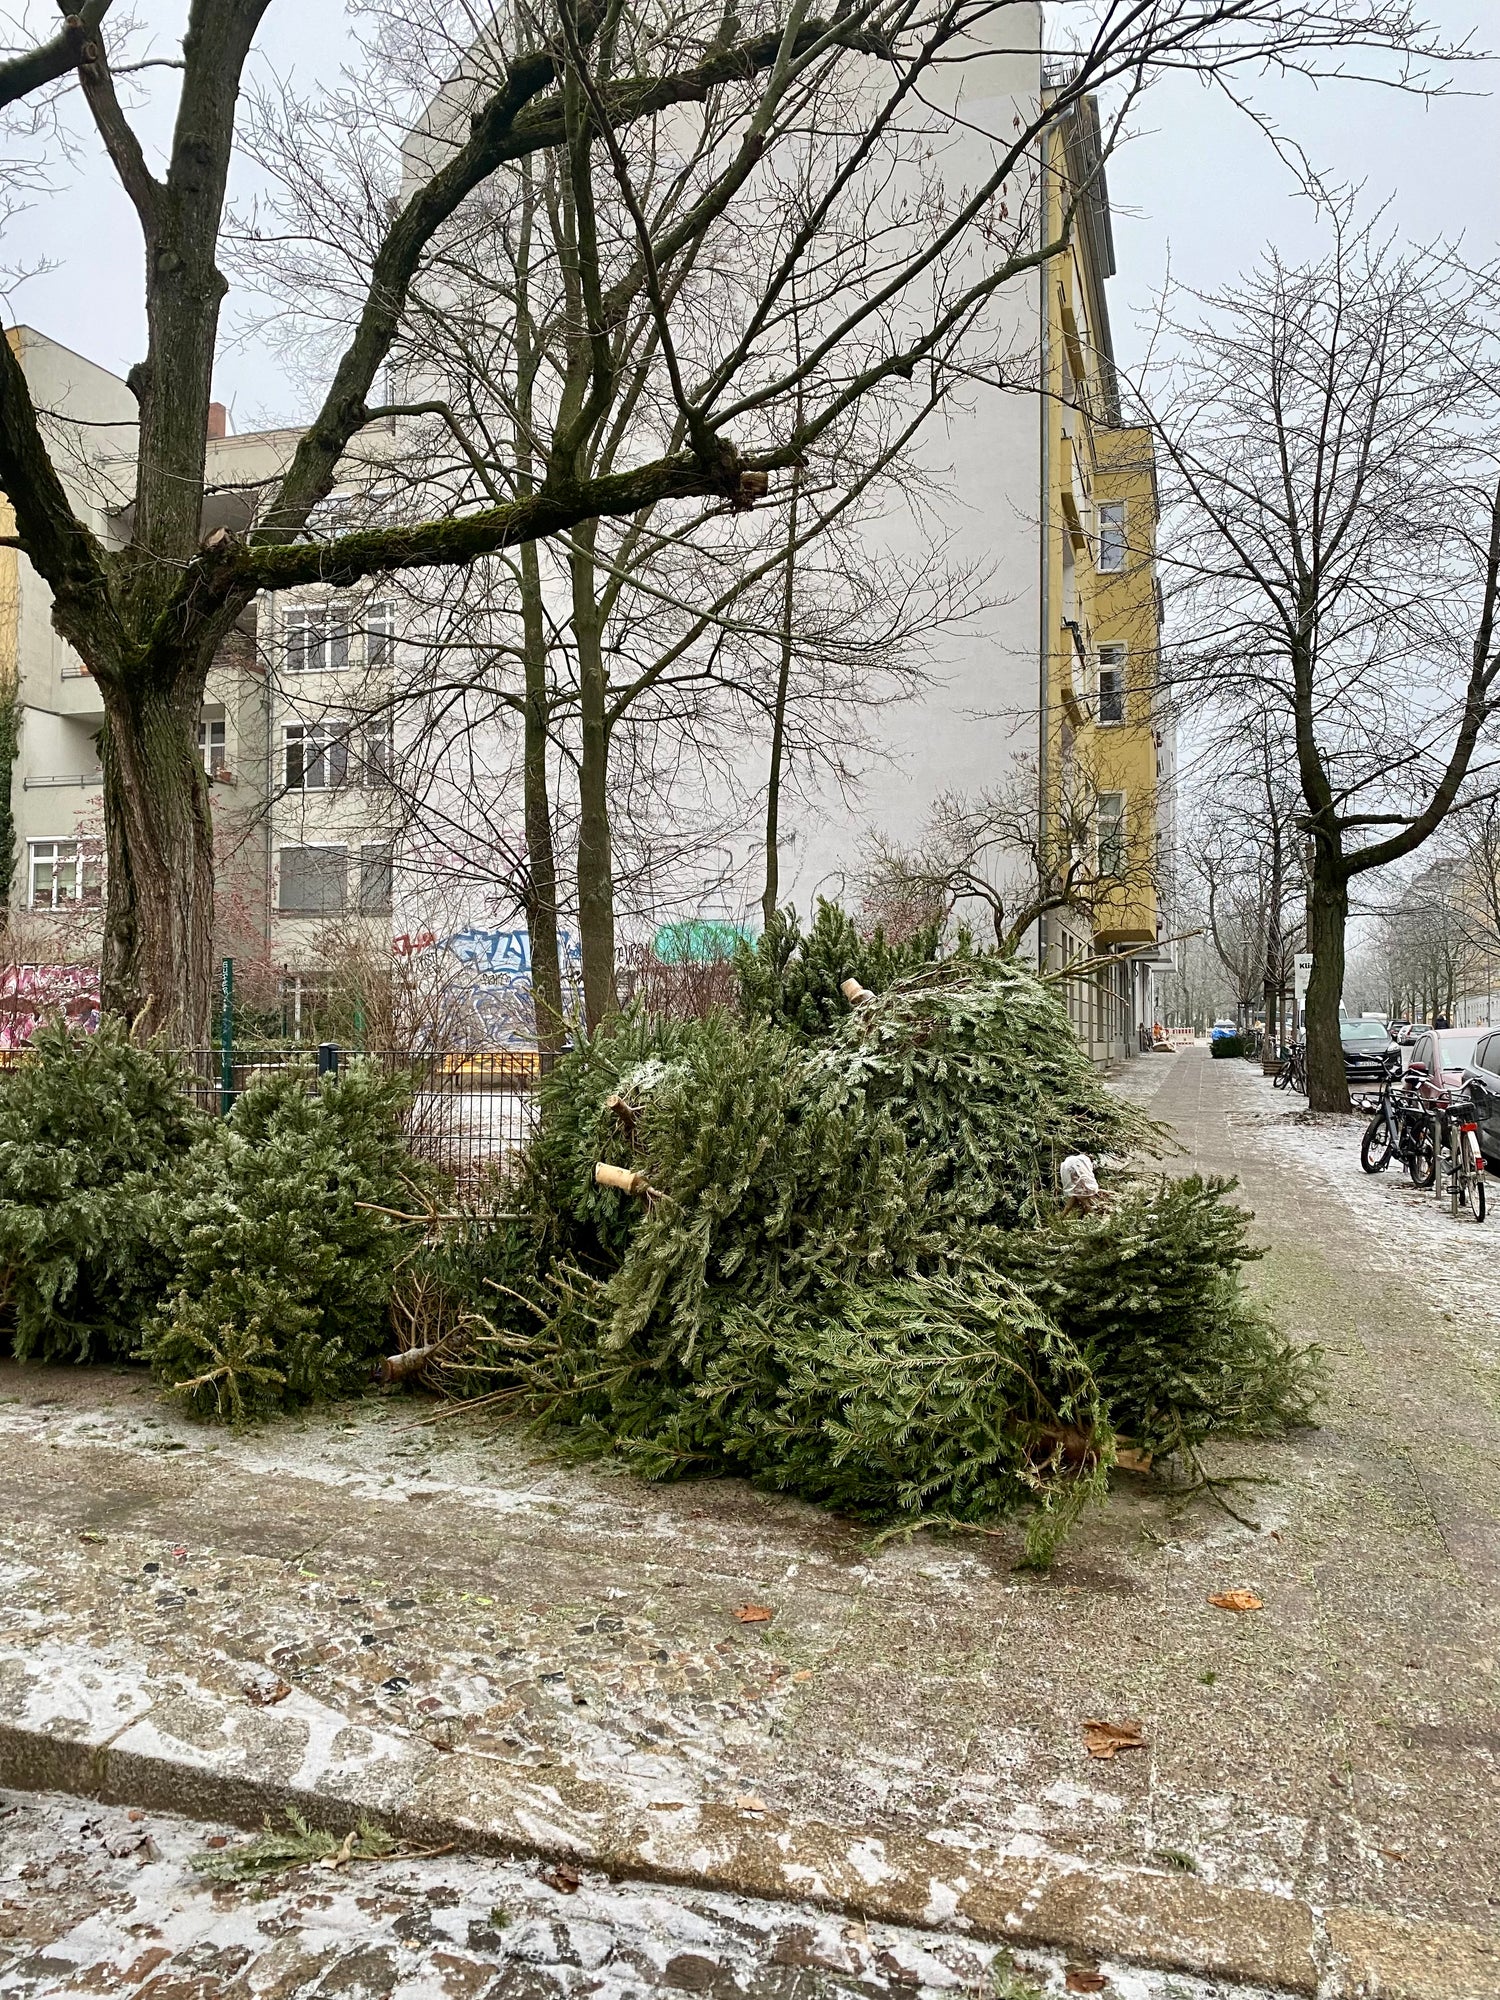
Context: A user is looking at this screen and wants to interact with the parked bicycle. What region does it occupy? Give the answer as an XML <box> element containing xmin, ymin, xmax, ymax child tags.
<box><xmin>1274</xmin><ymin>1041</ymin><xmax>1307</xmax><ymax>1093</ymax></box>
<box><xmin>1433</xmin><ymin>1087</ymin><xmax>1487</xmax><ymax>1222</ymax></box>
<box><xmin>1359</xmin><ymin>1061</ymin><xmax>1435</xmax><ymax>1187</ymax></box>
<box><xmin>1242</xmin><ymin>1027</ymin><xmax>1264</xmax><ymax>1060</ymax></box>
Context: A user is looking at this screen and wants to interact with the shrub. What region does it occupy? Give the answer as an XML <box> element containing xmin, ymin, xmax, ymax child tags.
<box><xmin>0</xmin><ymin>1021</ymin><xmax>202</xmax><ymax>1362</ymax></box>
<box><xmin>1209</xmin><ymin>1034</ymin><xmax>1245</xmax><ymax>1059</ymax></box>
<box><xmin>139</xmin><ymin>1062</ymin><xmax>420</xmax><ymax>1422</ymax></box>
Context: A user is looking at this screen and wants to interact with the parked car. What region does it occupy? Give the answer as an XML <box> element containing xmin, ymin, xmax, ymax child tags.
<box><xmin>1404</xmin><ymin>1027</ymin><xmax>1486</xmax><ymax>1109</ymax></box>
<box><xmin>1209</xmin><ymin>1018</ymin><xmax>1237</xmax><ymax>1041</ymax></box>
<box><xmin>1461</xmin><ymin>1031</ymin><xmax>1500</xmax><ymax>1167</ymax></box>
<box><xmin>1338</xmin><ymin>1017</ymin><xmax>1400</xmax><ymax>1083</ymax></box>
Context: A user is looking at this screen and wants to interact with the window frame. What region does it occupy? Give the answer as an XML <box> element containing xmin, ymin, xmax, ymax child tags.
<box><xmin>361</xmin><ymin>718</ymin><xmax>394</xmax><ymax>788</ymax></box>
<box><xmin>282</xmin><ymin>601</ymin><xmax>351</xmax><ymax>674</ymax></box>
<box><xmin>365</xmin><ymin>600</ymin><xmax>396</xmax><ymax>669</ymax></box>
<box><xmin>1096</xmin><ymin>644</ymin><xmax>1126</xmax><ymax>725</ymax></box>
<box><xmin>276</xmin><ymin>843</ymin><xmax>348</xmax><ymax>915</ymax></box>
<box><xmin>1097</xmin><ymin>500</ymin><xmax>1127</xmax><ymax>575</ymax></box>
<box><xmin>27</xmin><ymin>837</ymin><xmax>102</xmax><ymax>910</ymax></box>
<box><xmin>1096</xmin><ymin>790</ymin><xmax>1127</xmax><ymax>878</ymax></box>
<box><xmin>197</xmin><ymin>716</ymin><xmax>227</xmax><ymax>776</ymax></box>
<box><xmin>283</xmin><ymin>719</ymin><xmax>352</xmax><ymax>792</ymax></box>
<box><xmin>358</xmin><ymin>841</ymin><xmax>394</xmax><ymax>915</ymax></box>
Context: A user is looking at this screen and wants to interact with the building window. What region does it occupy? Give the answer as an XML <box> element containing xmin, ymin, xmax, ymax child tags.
<box><xmin>198</xmin><ymin>717</ymin><xmax>227</xmax><ymax>774</ymax></box>
<box><xmin>1097</xmin><ymin>501</ymin><xmax>1126</xmax><ymax>574</ymax></box>
<box><xmin>361</xmin><ymin>719</ymin><xmax>394</xmax><ymax>788</ymax></box>
<box><xmin>366</xmin><ymin>601</ymin><xmax>396</xmax><ymax>668</ymax></box>
<box><xmin>1097</xmin><ymin>646</ymin><xmax>1126</xmax><ymax>725</ymax></box>
<box><xmin>283</xmin><ymin>602</ymin><xmax>351</xmax><ymax>673</ymax></box>
<box><xmin>28</xmin><ymin>838</ymin><xmax>102</xmax><ymax>909</ymax></box>
<box><xmin>1097</xmin><ymin>791</ymin><xmax>1127</xmax><ymax>877</ymax></box>
<box><xmin>284</xmin><ymin>721</ymin><xmax>351</xmax><ymax>791</ymax></box>
<box><xmin>359</xmin><ymin>842</ymin><xmax>394</xmax><ymax>915</ymax></box>
<box><xmin>277</xmin><ymin>845</ymin><xmax>347</xmax><ymax>914</ymax></box>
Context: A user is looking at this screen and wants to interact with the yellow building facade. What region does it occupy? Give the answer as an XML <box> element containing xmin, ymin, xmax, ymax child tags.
<box><xmin>1039</xmin><ymin>95</ymin><xmax>1168</xmax><ymax>1057</ymax></box>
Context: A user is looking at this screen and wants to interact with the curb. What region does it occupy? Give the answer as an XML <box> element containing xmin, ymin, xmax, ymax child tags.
<box><xmin>2</xmin><ymin>1647</ymin><xmax>1498</xmax><ymax>2000</ymax></box>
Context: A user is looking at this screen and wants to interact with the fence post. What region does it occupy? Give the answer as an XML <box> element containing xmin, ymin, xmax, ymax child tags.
<box><xmin>317</xmin><ymin>1041</ymin><xmax>340</xmax><ymax>1079</ymax></box>
<box><xmin>219</xmin><ymin>958</ymin><xmax>234</xmax><ymax>1116</ymax></box>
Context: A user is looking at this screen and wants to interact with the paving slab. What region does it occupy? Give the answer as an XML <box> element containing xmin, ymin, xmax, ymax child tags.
<box><xmin>0</xmin><ymin>1048</ymin><xmax>1498</xmax><ymax>1996</ymax></box>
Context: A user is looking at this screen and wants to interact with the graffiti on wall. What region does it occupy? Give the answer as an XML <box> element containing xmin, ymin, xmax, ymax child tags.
<box><xmin>0</xmin><ymin>965</ymin><xmax>101</xmax><ymax>1049</ymax></box>
<box><xmin>393</xmin><ymin>923</ymin><xmax>584</xmax><ymax>1047</ymax></box>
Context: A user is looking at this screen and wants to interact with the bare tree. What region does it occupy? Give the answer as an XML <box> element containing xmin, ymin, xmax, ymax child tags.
<box><xmin>0</xmin><ymin>0</ymin><xmax>1462</xmax><ymax>1035</ymax></box>
<box><xmin>858</xmin><ymin>753</ymin><xmax>1160</xmax><ymax>957</ymax></box>
<box><xmin>1185</xmin><ymin>710</ymin><xmax>1305</xmax><ymax>1050</ymax></box>
<box><xmin>1154</xmin><ymin>212</ymin><xmax>1500</xmax><ymax>1110</ymax></box>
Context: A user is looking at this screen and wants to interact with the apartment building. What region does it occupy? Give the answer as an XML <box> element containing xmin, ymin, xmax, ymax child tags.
<box><xmin>2</xmin><ymin>22</ymin><xmax>1169</xmax><ymax>1058</ymax></box>
<box><xmin>1038</xmin><ymin>93</ymin><xmax>1171</xmax><ymax>1054</ymax></box>
<box><xmin>0</xmin><ymin>328</ymin><xmax>403</xmax><ymax>1032</ymax></box>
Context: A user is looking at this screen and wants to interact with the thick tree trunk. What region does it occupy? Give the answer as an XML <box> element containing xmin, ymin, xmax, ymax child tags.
<box><xmin>99</xmin><ymin>680</ymin><xmax>215</xmax><ymax>1041</ymax></box>
<box><xmin>571</xmin><ymin>529</ymin><xmax>617</xmax><ymax>1030</ymax></box>
<box><xmin>1304</xmin><ymin>866</ymin><xmax>1350</xmax><ymax>1113</ymax></box>
<box><xmin>519</xmin><ymin>541</ymin><xmax>567</xmax><ymax>1056</ymax></box>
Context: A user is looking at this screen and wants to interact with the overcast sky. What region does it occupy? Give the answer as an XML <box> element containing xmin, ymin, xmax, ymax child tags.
<box><xmin>1</xmin><ymin>1</ymin><xmax>1495</xmax><ymax>425</ymax></box>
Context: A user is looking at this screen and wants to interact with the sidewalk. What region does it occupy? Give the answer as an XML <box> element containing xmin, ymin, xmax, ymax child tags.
<box><xmin>1</xmin><ymin>1047</ymin><xmax>1497</xmax><ymax>1997</ymax></box>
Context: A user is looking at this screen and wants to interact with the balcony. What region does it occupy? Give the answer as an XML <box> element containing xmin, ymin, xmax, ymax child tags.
<box><xmin>23</xmin><ymin>770</ymin><xmax>102</xmax><ymax>790</ymax></box>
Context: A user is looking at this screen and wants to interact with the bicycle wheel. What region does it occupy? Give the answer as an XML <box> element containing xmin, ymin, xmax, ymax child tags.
<box><xmin>1360</xmin><ymin>1115</ymin><xmax>1394</xmax><ymax>1173</ymax></box>
<box><xmin>1468</xmin><ymin>1173</ymin><xmax>1487</xmax><ymax>1223</ymax></box>
<box><xmin>1274</xmin><ymin>1062</ymin><xmax>1291</xmax><ymax>1091</ymax></box>
<box><xmin>1406</xmin><ymin>1121</ymin><xmax>1436</xmax><ymax>1189</ymax></box>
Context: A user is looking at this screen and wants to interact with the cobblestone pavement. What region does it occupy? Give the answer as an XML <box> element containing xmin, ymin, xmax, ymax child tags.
<box><xmin>0</xmin><ymin>1789</ymin><xmax>1291</xmax><ymax>2000</ymax></box>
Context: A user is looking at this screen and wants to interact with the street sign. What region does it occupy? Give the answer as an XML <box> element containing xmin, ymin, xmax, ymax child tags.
<box><xmin>1294</xmin><ymin>952</ymin><xmax>1314</xmax><ymax>1002</ymax></box>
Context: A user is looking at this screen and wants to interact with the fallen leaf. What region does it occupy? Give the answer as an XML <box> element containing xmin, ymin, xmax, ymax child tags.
<box><xmin>543</xmin><ymin>1862</ymin><xmax>581</xmax><ymax>1894</ymax></box>
<box><xmin>244</xmin><ymin>1677</ymin><xmax>292</xmax><ymax>1707</ymax></box>
<box><xmin>791</xmin><ymin>1669</ymin><xmax>814</xmax><ymax>1683</ymax></box>
<box><xmin>1081</xmin><ymin>1718</ymin><xmax>1146</xmax><ymax>1760</ymax></box>
<box><xmin>1113</xmin><ymin>1448</ymin><xmax>1153</xmax><ymax>1474</ymax></box>
<box><xmin>734</xmin><ymin>1794</ymin><xmax>768</xmax><ymax>1813</ymax></box>
<box><xmin>1065</xmin><ymin>1972</ymin><xmax>1108</xmax><ymax>1994</ymax></box>
<box><xmin>78</xmin><ymin>1530</ymin><xmax>107</xmax><ymax>1544</ymax></box>
<box><xmin>1208</xmin><ymin>1590</ymin><xmax>1263</xmax><ymax>1613</ymax></box>
<box><xmin>1378</xmin><ymin>1847</ymin><xmax>1406</xmax><ymax>1862</ymax></box>
<box><xmin>733</xmin><ymin>1604</ymin><xmax>774</xmax><ymax>1623</ymax></box>
<box><xmin>126</xmin><ymin>1810</ymin><xmax>146</xmax><ymax>1823</ymax></box>
<box><xmin>205</xmin><ymin>1836</ymin><xmax>229</xmax><ymax>1850</ymax></box>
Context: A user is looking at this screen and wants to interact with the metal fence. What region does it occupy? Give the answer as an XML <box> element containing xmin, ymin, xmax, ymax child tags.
<box><xmin>173</xmin><ymin>1046</ymin><xmax>555</xmax><ymax>1186</ymax></box>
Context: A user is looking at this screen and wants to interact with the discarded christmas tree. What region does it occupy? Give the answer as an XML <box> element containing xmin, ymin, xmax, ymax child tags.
<box><xmin>445</xmin><ymin>943</ymin><xmax>1317</xmax><ymax>1550</ymax></box>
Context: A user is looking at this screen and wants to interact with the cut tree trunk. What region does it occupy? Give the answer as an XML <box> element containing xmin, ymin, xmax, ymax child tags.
<box><xmin>1304</xmin><ymin>869</ymin><xmax>1350</xmax><ymax>1113</ymax></box>
<box><xmin>99</xmin><ymin>680</ymin><xmax>216</xmax><ymax>1042</ymax></box>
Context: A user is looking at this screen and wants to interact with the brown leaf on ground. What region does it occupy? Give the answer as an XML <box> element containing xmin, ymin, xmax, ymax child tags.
<box><xmin>543</xmin><ymin>1863</ymin><xmax>581</xmax><ymax>1894</ymax></box>
<box><xmin>1065</xmin><ymin>1971</ymin><xmax>1109</xmax><ymax>1994</ymax></box>
<box><xmin>1208</xmin><ymin>1590</ymin><xmax>1263</xmax><ymax>1613</ymax></box>
<box><xmin>244</xmin><ymin>1677</ymin><xmax>292</xmax><ymax>1706</ymax></box>
<box><xmin>1113</xmin><ymin>1448</ymin><xmax>1153</xmax><ymax>1474</ymax></box>
<box><xmin>733</xmin><ymin>1794</ymin><xmax>768</xmax><ymax>1813</ymax></box>
<box><xmin>1081</xmin><ymin>1718</ymin><xmax>1146</xmax><ymax>1759</ymax></box>
<box><xmin>733</xmin><ymin>1604</ymin><xmax>774</xmax><ymax>1623</ymax></box>
<box><xmin>791</xmin><ymin>1668</ymin><xmax>814</xmax><ymax>1683</ymax></box>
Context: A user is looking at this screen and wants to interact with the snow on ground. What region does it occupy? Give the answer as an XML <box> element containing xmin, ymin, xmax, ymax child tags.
<box><xmin>0</xmin><ymin>1789</ymin><xmax>1309</xmax><ymax>2000</ymax></box>
<box><xmin>1231</xmin><ymin>1067</ymin><xmax>1500</xmax><ymax>1357</ymax></box>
